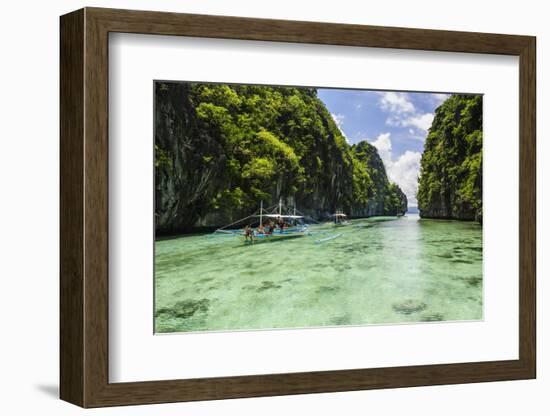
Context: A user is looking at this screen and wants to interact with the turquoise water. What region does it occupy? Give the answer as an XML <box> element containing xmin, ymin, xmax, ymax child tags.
<box><xmin>155</xmin><ymin>214</ymin><xmax>482</xmax><ymax>333</ymax></box>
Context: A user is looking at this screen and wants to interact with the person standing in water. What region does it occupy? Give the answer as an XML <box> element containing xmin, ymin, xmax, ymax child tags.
<box><xmin>257</xmin><ymin>223</ymin><xmax>265</xmax><ymax>234</ymax></box>
<box><xmin>244</xmin><ymin>224</ymin><xmax>254</xmax><ymax>242</ymax></box>
<box><xmin>277</xmin><ymin>217</ymin><xmax>285</xmax><ymax>232</ymax></box>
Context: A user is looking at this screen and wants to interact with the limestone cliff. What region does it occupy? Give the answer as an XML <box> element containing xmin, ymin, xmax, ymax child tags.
<box><xmin>417</xmin><ymin>95</ymin><xmax>482</xmax><ymax>222</ymax></box>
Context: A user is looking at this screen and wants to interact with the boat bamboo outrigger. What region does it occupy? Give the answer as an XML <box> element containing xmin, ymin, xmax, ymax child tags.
<box><xmin>212</xmin><ymin>199</ymin><xmax>311</xmax><ymax>244</ymax></box>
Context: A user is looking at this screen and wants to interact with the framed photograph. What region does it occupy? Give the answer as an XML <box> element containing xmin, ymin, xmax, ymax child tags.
<box><xmin>60</xmin><ymin>7</ymin><xmax>536</xmax><ymax>408</ymax></box>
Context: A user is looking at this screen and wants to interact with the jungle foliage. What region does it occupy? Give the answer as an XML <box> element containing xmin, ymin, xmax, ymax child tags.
<box><xmin>417</xmin><ymin>95</ymin><xmax>483</xmax><ymax>222</ymax></box>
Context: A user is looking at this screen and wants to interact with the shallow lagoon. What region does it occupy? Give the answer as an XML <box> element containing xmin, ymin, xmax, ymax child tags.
<box><xmin>155</xmin><ymin>214</ymin><xmax>482</xmax><ymax>333</ymax></box>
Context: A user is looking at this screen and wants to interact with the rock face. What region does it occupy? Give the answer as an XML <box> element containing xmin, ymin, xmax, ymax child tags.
<box><xmin>155</xmin><ymin>82</ymin><xmax>407</xmax><ymax>234</ymax></box>
<box><xmin>155</xmin><ymin>83</ymin><xmax>226</xmax><ymax>231</ymax></box>
<box><xmin>350</xmin><ymin>141</ymin><xmax>408</xmax><ymax>217</ymax></box>
<box><xmin>417</xmin><ymin>95</ymin><xmax>482</xmax><ymax>223</ymax></box>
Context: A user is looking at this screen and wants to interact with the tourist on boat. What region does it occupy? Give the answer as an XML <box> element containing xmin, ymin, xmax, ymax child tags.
<box><xmin>244</xmin><ymin>224</ymin><xmax>254</xmax><ymax>242</ymax></box>
<box><xmin>257</xmin><ymin>223</ymin><xmax>265</xmax><ymax>234</ymax></box>
<box><xmin>277</xmin><ymin>217</ymin><xmax>285</xmax><ymax>231</ymax></box>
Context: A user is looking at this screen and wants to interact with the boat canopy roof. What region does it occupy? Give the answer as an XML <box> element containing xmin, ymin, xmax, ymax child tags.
<box><xmin>263</xmin><ymin>214</ymin><xmax>304</xmax><ymax>219</ymax></box>
<box><xmin>213</xmin><ymin>200</ymin><xmax>316</xmax><ymax>233</ymax></box>
<box><xmin>331</xmin><ymin>213</ymin><xmax>348</xmax><ymax>217</ymax></box>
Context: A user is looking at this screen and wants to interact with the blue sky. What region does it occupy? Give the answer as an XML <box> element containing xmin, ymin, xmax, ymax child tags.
<box><xmin>317</xmin><ymin>89</ymin><xmax>450</xmax><ymax>207</ymax></box>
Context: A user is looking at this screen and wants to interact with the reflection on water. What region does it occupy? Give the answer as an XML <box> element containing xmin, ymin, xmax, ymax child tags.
<box><xmin>155</xmin><ymin>214</ymin><xmax>482</xmax><ymax>333</ymax></box>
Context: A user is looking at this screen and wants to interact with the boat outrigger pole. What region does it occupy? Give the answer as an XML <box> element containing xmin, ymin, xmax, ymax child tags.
<box><xmin>260</xmin><ymin>200</ymin><xmax>263</xmax><ymax>226</ymax></box>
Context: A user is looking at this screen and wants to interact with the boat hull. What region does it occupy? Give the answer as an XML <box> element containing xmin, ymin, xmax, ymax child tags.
<box><xmin>240</xmin><ymin>228</ymin><xmax>308</xmax><ymax>244</ymax></box>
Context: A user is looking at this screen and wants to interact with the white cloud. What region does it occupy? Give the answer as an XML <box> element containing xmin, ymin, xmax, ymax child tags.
<box><xmin>371</xmin><ymin>132</ymin><xmax>392</xmax><ymax>162</ymax></box>
<box><xmin>378</xmin><ymin>92</ymin><xmax>440</xmax><ymax>139</ymax></box>
<box><xmin>379</xmin><ymin>92</ymin><xmax>415</xmax><ymax>114</ymax></box>
<box><xmin>389</xmin><ymin>150</ymin><xmax>422</xmax><ymax>206</ymax></box>
<box><xmin>385</xmin><ymin>111</ymin><xmax>434</xmax><ymax>137</ymax></box>
<box><xmin>371</xmin><ymin>133</ymin><xmax>422</xmax><ymax>206</ymax></box>
<box><xmin>331</xmin><ymin>113</ymin><xmax>350</xmax><ymax>143</ymax></box>
<box><xmin>402</xmin><ymin>113</ymin><xmax>434</xmax><ymax>132</ymax></box>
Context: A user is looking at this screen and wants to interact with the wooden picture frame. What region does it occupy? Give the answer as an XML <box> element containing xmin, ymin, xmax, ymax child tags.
<box><xmin>60</xmin><ymin>7</ymin><xmax>536</xmax><ymax>408</ymax></box>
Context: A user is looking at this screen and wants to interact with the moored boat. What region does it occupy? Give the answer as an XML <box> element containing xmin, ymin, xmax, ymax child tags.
<box><xmin>331</xmin><ymin>211</ymin><xmax>352</xmax><ymax>227</ymax></box>
<box><xmin>212</xmin><ymin>199</ymin><xmax>311</xmax><ymax>244</ymax></box>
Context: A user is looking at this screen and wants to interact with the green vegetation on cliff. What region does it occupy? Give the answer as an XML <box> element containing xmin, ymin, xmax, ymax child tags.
<box><xmin>352</xmin><ymin>141</ymin><xmax>407</xmax><ymax>215</ymax></box>
<box><xmin>417</xmin><ymin>95</ymin><xmax>482</xmax><ymax>222</ymax></box>
<box><xmin>155</xmin><ymin>82</ymin><xmax>407</xmax><ymax>232</ymax></box>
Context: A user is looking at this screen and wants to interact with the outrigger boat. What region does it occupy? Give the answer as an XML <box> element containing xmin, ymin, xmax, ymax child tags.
<box><xmin>212</xmin><ymin>199</ymin><xmax>310</xmax><ymax>244</ymax></box>
<box><xmin>331</xmin><ymin>211</ymin><xmax>352</xmax><ymax>227</ymax></box>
